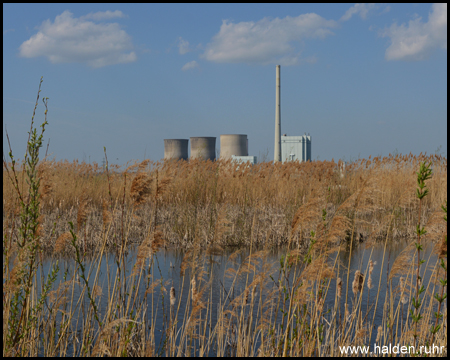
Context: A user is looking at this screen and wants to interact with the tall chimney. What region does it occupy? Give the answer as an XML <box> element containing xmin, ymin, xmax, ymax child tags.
<box><xmin>274</xmin><ymin>65</ymin><xmax>281</xmax><ymax>162</ymax></box>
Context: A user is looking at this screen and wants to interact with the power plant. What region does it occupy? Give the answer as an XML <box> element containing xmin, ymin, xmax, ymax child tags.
<box><xmin>163</xmin><ymin>65</ymin><xmax>311</xmax><ymax>164</ymax></box>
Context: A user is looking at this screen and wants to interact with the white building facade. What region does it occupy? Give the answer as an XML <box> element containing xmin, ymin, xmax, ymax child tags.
<box><xmin>281</xmin><ymin>135</ymin><xmax>311</xmax><ymax>163</ymax></box>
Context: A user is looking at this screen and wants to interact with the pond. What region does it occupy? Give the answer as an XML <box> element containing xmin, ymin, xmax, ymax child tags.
<box><xmin>26</xmin><ymin>238</ymin><xmax>442</xmax><ymax>356</ymax></box>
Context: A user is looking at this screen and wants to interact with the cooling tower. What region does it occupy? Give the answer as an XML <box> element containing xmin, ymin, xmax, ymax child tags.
<box><xmin>190</xmin><ymin>137</ymin><xmax>216</xmax><ymax>160</ymax></box>
<box><xmin>220</xmin><ymin>134</ymin><xmax>248</xmax><ymax>159</ymax></box>
<box><xmin>164</xmin><ymin>139</ymin><xmax>189</xmax><ymax>160</ymax></box>
<box><xmin>274</xmin><ymin>65</ymin><xmax>281</xmax><ymax>163</ymax></box>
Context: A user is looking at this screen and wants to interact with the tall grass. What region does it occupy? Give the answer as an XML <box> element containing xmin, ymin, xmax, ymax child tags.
<box><xmin>3</xmin><ymin>79</ymin><xmax>447</xmax><ymax>356</ymax></box>
<box><xmin>3</xmin><ymin>153</ymin><xmax>446</xmax><ymax>253</ymax></box>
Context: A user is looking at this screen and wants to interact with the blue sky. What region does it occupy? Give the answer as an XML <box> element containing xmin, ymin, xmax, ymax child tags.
<box><xmin>3</xmin><ymin>3</ymin><xmax>447</xmax><ymax>164</ymax></box>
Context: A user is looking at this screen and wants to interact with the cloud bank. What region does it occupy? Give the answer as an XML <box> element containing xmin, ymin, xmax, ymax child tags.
<box><xmin>203</xmin><ymin>14</ymin><xmax>338</xmax><ymax>65</ymax></box>
<box><xmin>19</xmin><ymin>10</ymin><xmax>136</xmax><ymax>68</ymax></box>
<box><xmin>382</xmin><ymin>3</ymin><xmax>447</xmax><ymax>61</ymax></box>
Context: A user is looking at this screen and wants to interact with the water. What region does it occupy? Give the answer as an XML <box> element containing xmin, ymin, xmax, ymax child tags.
<box><xmin>17</xmin><ymin>240</ymin><xmax>443</xmax><ymax>355</ymax></box>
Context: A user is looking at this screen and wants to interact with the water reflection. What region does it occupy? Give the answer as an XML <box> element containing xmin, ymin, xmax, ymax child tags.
<box><xmin>31</xmin><ymin>240</ymin><xmax>439</xmax><ymax>356</ymax></box>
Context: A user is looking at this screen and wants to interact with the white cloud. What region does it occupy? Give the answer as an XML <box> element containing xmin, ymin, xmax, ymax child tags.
<box><xmin>81</xmin><ymin>10</ymin><xmax>127</xmax><ymax>21</ymax></box>
<box><xmin>203</xmin><ymin>14</ymin><xmax>338</xmax><ymax>65</ymax></box>
<box><xmin>19</xmin><ymin>10</ymin><xmax>136</xmax><ymax>68</ymax></box>
<box><xmin>3</xmin><ymin>28</ymin><xmax>15</xmax><ymax>35</ymax></box>
<box><xmin>80</xmin><ymin>10</ymin><xmax>128</xmax><ymax>21</ymax></box>
<box><xmin>181</xmin><ymin>60</ymin><xmax>198</xmax><ymax>71</ymax></box>
<box><xmin>382</xmin><ymin>3</ymin><xmax>447</xmax><ymax>61</ymax></box>
<box><xmin>177</xmin><ymin>37</ymin><xmax>191</xmax><ymax>54</ymax></box>
<box><xmin>341</xmin><ymin>3</ymin><xmax>377</xmax><ymax>22</ymax></box>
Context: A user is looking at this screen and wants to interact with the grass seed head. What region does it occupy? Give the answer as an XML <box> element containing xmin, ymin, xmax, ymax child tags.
<box><xmin>337</xmin><ymin>277</ymin><xmax>343</xmax><ymax>298</ymax></box>
<box><xmin>170</xmin><ymin>286</ymin><xmax>176</xmax><ymax>306</ymax></box>
<box><xmin>352</xmin><ymin>270</ymin><xmax>364</xmax><ymax>296</ymax></box>
<box><xmin>191</xmin><ymin>277</ymin><xmax>197</xmax><ymax>301</ymax></box>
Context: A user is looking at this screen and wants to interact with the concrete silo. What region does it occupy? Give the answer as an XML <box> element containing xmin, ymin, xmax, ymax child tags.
<box><xmin>164</xmin><ymin>139</ymin><xmax>189</xmax><ymax>160</ymax></box>
<box><xmin>190</xmin><ymin>137</ymin><xmax>216</xmax><ymax>161</ymax></box>
<box><xmin>220</xmin><ymin>134</ymin><xmax>248</xmax><ymax>159</ymax></box>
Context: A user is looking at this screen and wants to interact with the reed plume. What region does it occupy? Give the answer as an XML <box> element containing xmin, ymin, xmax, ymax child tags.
<box><xmin>151</xmin><ymin>227</ymin><xmax>165</xmax><ymax>252</ymax></box>
<box><xmin>191</xmin><ymin>277</ymin><xmax>197</xmax><ymax>301</ymax></box>
<box><xmin>367</xmin><ymin>260</ymin><xmax>375</xmax><ymax>290</ymax></box>
<box><xmin>170</xmin><ymin>287</ymin><xmax>176</xmax><ymax>307</ymax></box>
<box><xmin>399</xmin><ymin>277</ymin><xmax>408</xmax><ymax>305</ymax></box>
<box><xmin>130</xmin><ymin>173</ymin><xmax>152</xmax><ymax>206</ymax></box>
<box><xmin>376</xmin><ymin>325</ymin><xmax>383</xmax><ymax>343</ymax></box>
<box><xmin>76</xmin><ymin>196</ymin><xmax>89</xmax><ymax>231</ymax></box>
<box><xmin>337</xmin><ymin>277</ymin><xmax>343</xmax><ymax>298</ymax></box>
<box><xmin>352</xmin><ymin>270</ymin><xmax>364</xmax><ymax>296</ymax></box>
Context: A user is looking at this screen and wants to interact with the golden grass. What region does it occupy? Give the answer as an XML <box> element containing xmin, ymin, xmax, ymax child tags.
<box><xmin>3</xmin><ymin>153</ymin><xmax>447</xmax><ymax>254</ymax></box>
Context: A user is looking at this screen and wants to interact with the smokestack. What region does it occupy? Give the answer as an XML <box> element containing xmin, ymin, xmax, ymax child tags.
<box><xmin>274</xmin><ymin>65</ymin><xmax>281</xmax><ymax>162</ymax></box>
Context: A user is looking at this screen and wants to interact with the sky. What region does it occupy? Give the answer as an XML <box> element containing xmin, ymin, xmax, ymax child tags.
<box><xmin>3</xmin><ymin>3</ymin><xmax>447</xmax><ymax>165</ymax></box>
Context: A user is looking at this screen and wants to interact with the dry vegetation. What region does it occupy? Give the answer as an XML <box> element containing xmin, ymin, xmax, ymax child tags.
<box><xmin>3</xmin><ymin>152</ymin><xmax>447</xmax><ymax>255</ymax></box>
<box><xmin>3</xmin><ymin>79</ymin><xmax>447</xmax><ymax>356</ymax></box>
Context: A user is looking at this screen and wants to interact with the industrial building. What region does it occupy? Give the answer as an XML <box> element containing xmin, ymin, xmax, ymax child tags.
<box><xmin>281</xmin><ymin>134</ymin><xmax>311</xmax><ymax>163</ymax></box>
<box><xmin>190</xmin><ymin>137</ymin><xmax>216</xmax><ymax>161</ymax></box>
<box><xmin>164</xmin><ymin>135</ymin><xmax>257</xmax><ymax>163</ymax></box>
<box><xmin>220</xmin><ymin>134</ymin><xmax>248</xmax><ymax>159</ymax></box>
<box><xmin>220</xmin><ymin>134</ymin><xmax>257</xmax><ymax>164</ymax></box>
<box><xmin>164</xmin><ymin>139</ymin><xmax>189</xmax><ymax>160</ymax></box>
<box><xmin>231</xmin><ymin>155</ymin><xmax>257</xmax><ymax>165</ymax></box>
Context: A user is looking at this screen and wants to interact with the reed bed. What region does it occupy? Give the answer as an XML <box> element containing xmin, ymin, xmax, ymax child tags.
<box><xmin>3</xmin><ymin>79</ymin><xmax>447</xmax><ymax>356</ymax></box>
<box><xmin>3</xmin><ymin>153</ymin><xmax>447</xmax><ymax>253</ymax></box>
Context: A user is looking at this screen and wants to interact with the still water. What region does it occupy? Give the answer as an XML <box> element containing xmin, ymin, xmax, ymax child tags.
<box><xmin>34</xmin><ymin>240</ymin><xmax>439</xmax><ymax>355</ymax></box>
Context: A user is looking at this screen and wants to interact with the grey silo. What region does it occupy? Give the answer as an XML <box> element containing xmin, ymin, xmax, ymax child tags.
<box><xmin>220</xmin><ymin>134</ymin><xmax>248</xmax><ymax>159</ymax></box>
<box><xmin>164</xmin><ymin>139</ymin><xmax>189</xmax><ymax>160</ymax></box>
<box><xmin>190</xmin><ymin>137</ymin><xmax>216</xmax><ymax>161</ymax></box>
